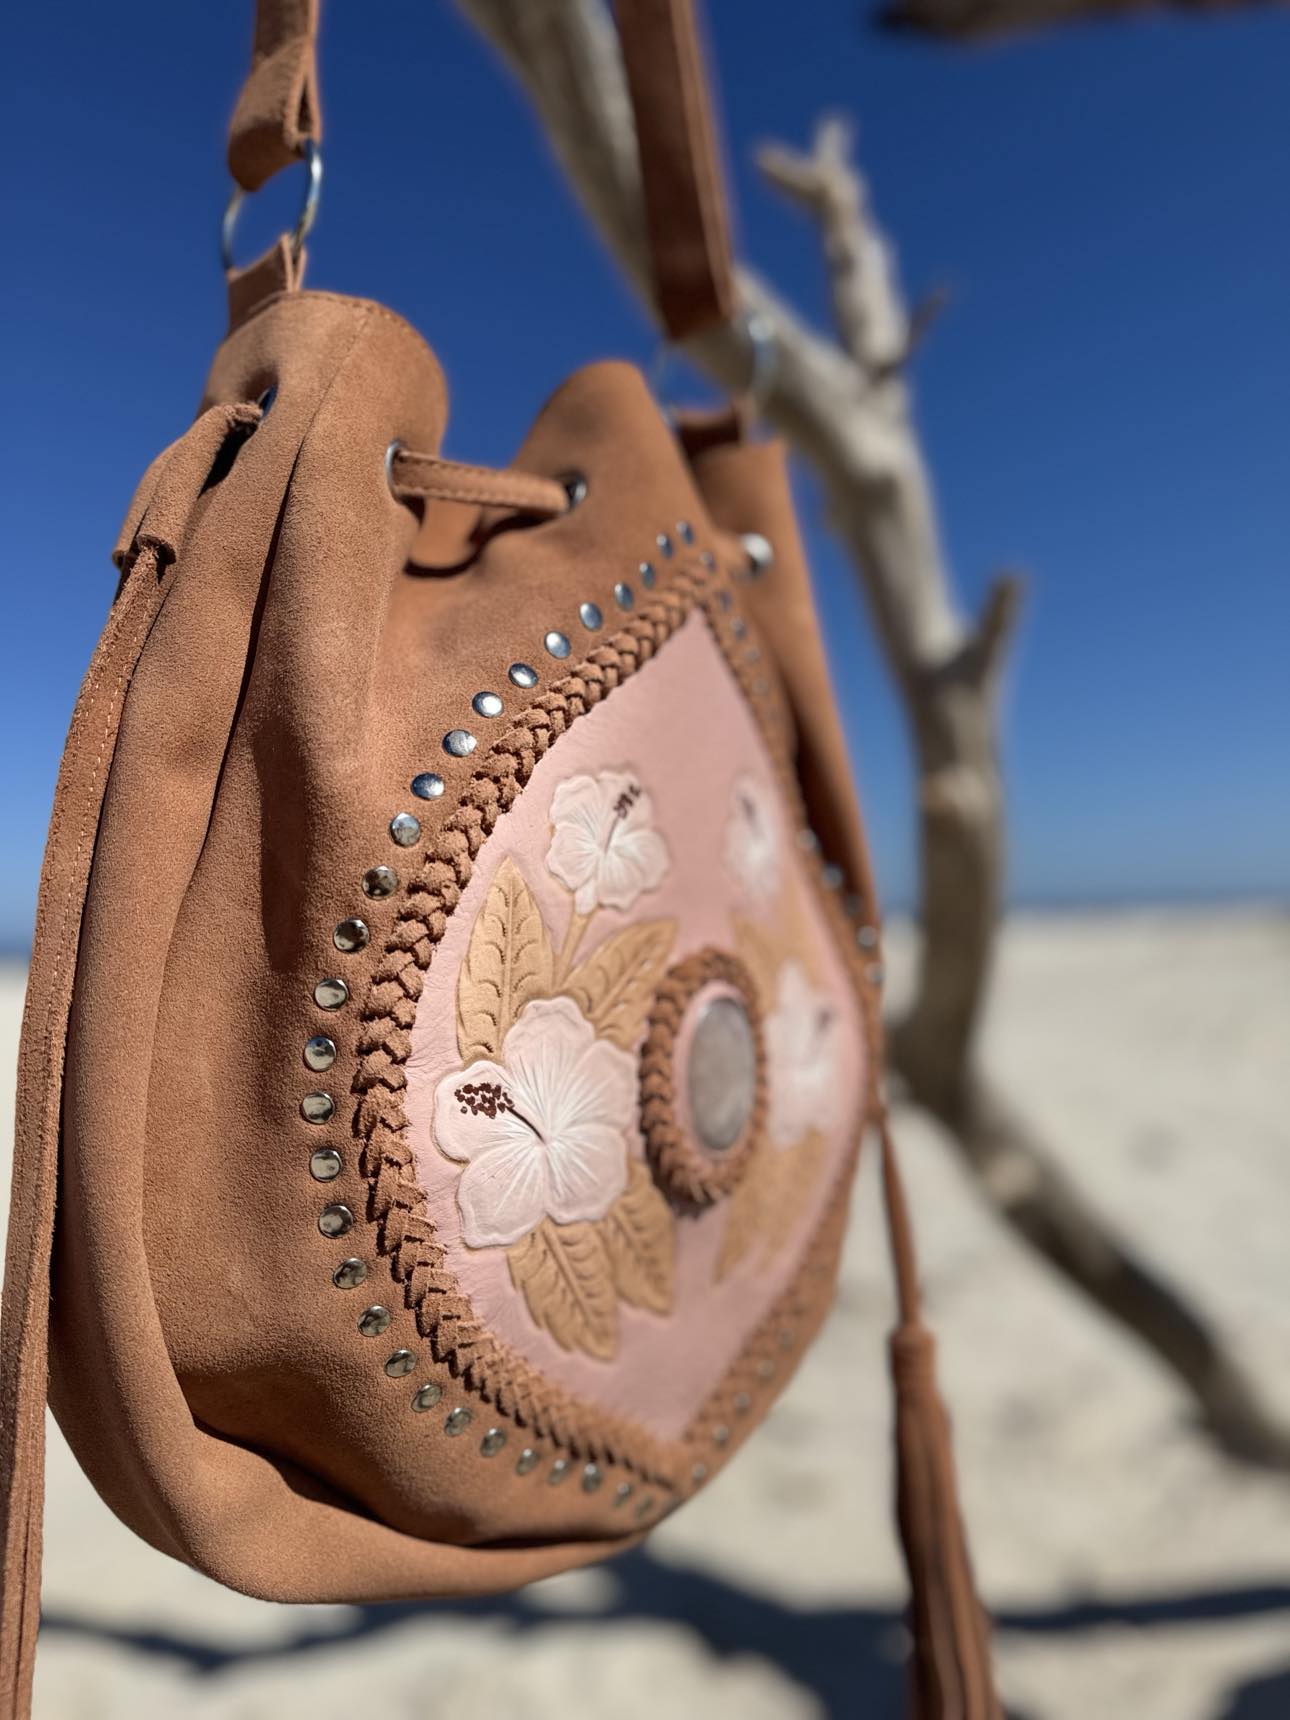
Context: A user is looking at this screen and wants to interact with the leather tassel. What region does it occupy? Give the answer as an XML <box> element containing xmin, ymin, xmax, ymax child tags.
<box><xmin>877</xmin><ymin>1112</ymin><xmax>1001</xmax><ymax>1720</ymax></box>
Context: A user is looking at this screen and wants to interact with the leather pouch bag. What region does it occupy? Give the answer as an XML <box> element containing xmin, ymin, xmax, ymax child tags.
<box><xmin>0</xmin><ymin>3</ymin><xmax>998</xmax><ymax>1715</ymax></box>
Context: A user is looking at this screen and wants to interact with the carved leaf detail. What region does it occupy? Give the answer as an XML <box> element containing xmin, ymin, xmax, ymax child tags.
<box><xmin>763</xmin><ymin>1129</ymin><xmax>830</xmax><ymax>1245</ymax></box>
<box><xmin>563</xmin><ymin>919</ymin><xmax>677</xmax><ymax>1050</ymax></box>
<box><xmin>733</xmin><ymin>913</ymin><xmax>782</xmax><ymax>1007</ymax></box>
<box><xmin>457</xmin><ymin>857</ymin><xmax>554</xmax><ymax>1061</ymax></box>
<box><xmin>603</xmin><ymin>1160</ymin><xmax>675</xmax><ymax>1314</ymax></box>
<box><xmin>716</xmin><ymin>1143</ymin><xmax>771</xmax><ymax>1281</ymax></box>
<box><xmin>717</xmin><ymin>1131</ymin><xmax>829</xmax><ymax>1282</ymax></box>
<box><xmin>507</xmin><ymin>1218</ymin><xmax>619</xmax><ymax>1360</ymax></box>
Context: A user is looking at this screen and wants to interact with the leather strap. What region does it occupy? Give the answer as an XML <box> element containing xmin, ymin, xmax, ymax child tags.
<box><xmin>616</xmin><ymin>0</ymin><xmax>737</xmax><ymax>341</ymax></box>
<box><xmin>0</xmin><ymin>402</ymin><xmax>260</xmax><ymax>1720</ymax></box>
<box><xmin>227</xmin><ymin>0</ymin><xmax>320</xmax><ymax>194</ymax></box>
<box><xmin>225</xmin><ymin>0</ymin><xmax>737</xmax><ymax>341</ymax></box>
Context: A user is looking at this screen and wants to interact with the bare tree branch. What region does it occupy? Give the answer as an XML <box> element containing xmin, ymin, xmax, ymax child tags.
<box><xmin>877</xmin><ymin>0</ymin><xmax>1272</xmax><ymax>45</ymax></box>
<box><xmin>758</xmin><ymin>118</ymin><xmax>907</xmax><ymax>374</ymax></box>
<box><xmin>455</xmin><ymin>0</ymin><xmax>1290</xmax><ymax>1468</ymax></box>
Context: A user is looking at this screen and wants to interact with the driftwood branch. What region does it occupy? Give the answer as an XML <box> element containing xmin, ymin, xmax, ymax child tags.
<box><xmin>456</xmin><ymin>0</ymin><xmax>1290</xmax><ymax>1468</ymax></box>
<box><xmin>877</xmin><ymin>0</ymin><xmax>1272</xmax><ymax>44</ymax></box>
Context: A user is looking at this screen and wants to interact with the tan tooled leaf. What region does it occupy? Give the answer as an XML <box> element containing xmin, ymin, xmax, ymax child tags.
<box><xmin>716</xmin><ymin>1130</ymin><xmax>830</xmax><ymax>1281</ymax></box>
<box><xmin>563</xmin><ymin>919</ymin><xmax>677</xmax><ymax>1051</ymax></box>
<box><xmin>507</xmin><ymin>1218</ymin><xmax>619</xmax><ymax>1360</ymax></box>
<box><xmin>761</xmin><ymin>1129</ymin><xmax>829</xmax><ymax>1257</ymax></box>
<box><xmin>457</xmin><ymin>856</ymin><xmax>553</xmax><ymax>1061</ymax></box>
<box><xmin>602</xmin><ymin>1160</ymin><xmax>675</xmax><ymax>1314</ymax></box>
<box><xmin>716</xmin><ymin>1141</ymin><xmax>772</xmax><ymax>1281</ymax></box>
<box><xmin>732</xmin><ymin>913</ymin><xmax>781</xmax><ymax>1007</ymax></box>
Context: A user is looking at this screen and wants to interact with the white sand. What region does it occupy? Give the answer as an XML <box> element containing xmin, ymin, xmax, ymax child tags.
<box><xmin>2</xmin><ymin>908</ymin><xmax>1287</xmax><ymax>1718</ymax></box>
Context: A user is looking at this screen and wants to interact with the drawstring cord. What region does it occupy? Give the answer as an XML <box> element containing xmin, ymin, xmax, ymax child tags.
<box><xmin>386</xmin><ymin>446</ymin><xmax>572</xmax><ymax>519</ymax></box>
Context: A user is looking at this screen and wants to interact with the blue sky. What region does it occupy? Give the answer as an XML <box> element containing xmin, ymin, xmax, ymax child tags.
<box><xmin>2</xmin><ymin>2</ymin><xmax>1286</xmax><ymax>947</ymax></box>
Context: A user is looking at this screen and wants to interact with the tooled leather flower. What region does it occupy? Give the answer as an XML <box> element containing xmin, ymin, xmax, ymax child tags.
<box><xmin>431</xmin><ymin>996</ymin><xmax>636</xmax><ymax>1249</ymax></box>
<box><xmin>722</xmin><ymin>771</ymin><xmax>781</xmax><ymax>906</ymax></box>
<box><xmin>764</xmin><ymin>960</ymin><xmax>845</xmax><ymax>1148</ymax></box>
<box><xmin>546</xmin><ymin>769</ymin><xmax>670</xmax><ymax>914</ymax></box>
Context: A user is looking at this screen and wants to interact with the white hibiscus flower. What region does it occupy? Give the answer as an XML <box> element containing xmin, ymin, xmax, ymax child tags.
<box><xmin>547</xmin><ymin>769</ymin><xmax>670</xmax><ymax>915</ymax></box>
<box><xmin>765</xmin><ymin>961</ymin><xmax>845</xmax><ymax>1148</ymax></box>
<box><xmin>723</xmin><ymin>772</ymin><xmax>781</xmax><ymax>906</ymax></box>
<box><xmin>432</xmin><ymin>996</ymin><xmax>635</xmax><ymax>1248</ymax></box>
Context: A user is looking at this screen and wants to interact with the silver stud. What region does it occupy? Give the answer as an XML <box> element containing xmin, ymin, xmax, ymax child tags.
<box><xmin>548</xmin><ymin>1458</ymin><xmax>571</xmax><ymax>1486</ymax></box>
<box><xmin>857</xmin><ymin>925</ymin><xmax>880</xmax><ymax>950</ymax></box>
<box><xmin>333</xmin><ymin>917</ymin><xmax>370</xmax><ymax>952</ymax></box>
<box><xmin>718</xmin><ymin>589</ymin><xmax>733</xmax><ymax>612</ymax></box>
<box><xmin>656</xmin><ymin>532</ymin><xmax>674</xmax><ymax>558</ymax></box>
<box><xmin>731</xmin><ymin>617</ymin><xmax>747</xmax><ymax>638</ymax></box>
<box><xmin>613</xmin><ymin>1482</ymin><xmax>633</xmax><ymax>1508</ymax></box>
<box><xmin>304</xmin><ymin>1035</ymin><xmax>337</xmax><ymax>1071</ymax></box>
<box><xmin>733</xmin><ymin>1392</ymin><xmax>752</xmax><ymax>1415</ymax></box>
<box><xmin>443</xmin><ymin>729</ymin><xmax>476</xmax><ymax>758</ymax></box>
<box><xmin>411</xmin><ymin>772</ymin><xmax>444</xmax><ymax>801</ymax></box>
<box><xmin>741</xmin><ymin>531</ymin><xmax>774</xmax><ymax>576</ymax></box>
<box><xmin>581</xmin><ymin>1462</ymin><xmax>603</xmax><ymax>1494</ymax></box>
<box><xmin>677</xmin><ymin>520</ymin><xmax>695</xmax><ymax>544</ymax></box>
<box><xmin>822</xmin><ymin>863</ymin><xmax>844</xmax><ymax>891</ymax></box>
<box><xmin>699</xmin><ymin>550</ymin><xmax>716</xmax><ymax>570</ymax></box>
<box><xmin>779</xmin><ymin>1326</ymin><xmax>796</xmax><ymax>1350</ymax></box>
<box><xmin>515</xmin><ymin>1447</ymin><xmax>539</xmax><ymax>1476</ymax></box>
<box><xmin>866</xmin><ymin>962</ymin><xmax>885</xmax><ymax>988</ymax></box>
<box><xmin>480</xmin><ymin>1427</ymin><xmax>507</xmax><ymax>1457</ymax></box>
<box><xmin>357</xmin><ymin>1305</ymin><xmax>392</xmax><ymax>1337</ymax></box>
<box><xmin>332</xmin><ymin>1257</ymin><xmax>367</xmax><ymax>1289</ymax></box>
<box><xmin>613</xmin><ymin>582</ymin><xmax>634</xmax><ymax>610</ymax></box>
<box><xmin>635</xmin><ymin>1495</ymin><xmax>655</xmax><ymax>1520</ymax></box>
<box><xmin>508</xmin><ymin>662</ymin><xmax>538</xmax><ymax>689</ymax></box>
<box><xmin>411</xmin><ymin>1381</ymin><xmax>442</xmax><ymax>1411</ymax></box>
<box><xmin>745</xmin><ymin>645</ymin><xmax>761</xmax><ymax>664</ymax></box>
<box><xmin>300</xmin><ymin>1091</ymin><xmax>335</xmax><ymax>1124</ymax></box>
<box><xmin>638</xmin><ymin>560</ymin><xmax>657</xmax><ymax>588</ymax></box>
<box><xmin>753</xmin><ymin>676</ymin><xmax>769</xmax><ymax>697</ymax></box>
<box><xmin>362</xmin><ymin>865</ymin><xmax>398</xmax><ymax>899</ymax></box>
<box><xmin>712</xmin><ymin>1424</ymin><xmax>730</xmax><ymax>1447</ymax></box>
<box><xmin>562</xmin><ymin>473</ymin><xmax>588</xmax><ymax>508</ymax></box>
<box><xmin>389</xmin><ymin>812</ymin><xmax>422</xmax><ymax>847</ymax></box>
<box><xmin>318</xmin><ymin>1203</ymin><xmax>354</xmax><ymax>1237</ymax></box>
<box><xmin>756</xmin><ymin>1358</ymin><xmax>775</xmax><ymax>1380</ymax></box>
<box><xmin>691</xmin><ymin>1463</ymin><xmax>708</xmax><ymax>1484</ymax></box>
<box><xmin>384</xmin><ymin>1349</ymin><xmax>417</xmax><ymax>1378</ymax></box>
<box><xmin>310</xmin><ymin>1148</ymin><xmax>342</xmax><ymax>1182</ymax></box>
<box><xmin>444</xmin><ymin>1406</ymin><xmax>472</xmax><ymax>1437</ymax></box>
<box><xmin>796</xmin><ymin>829</ymin><xmax>819</xmax><ymax>854</ymax></box>
<box><xmin>544</xmin><ymin>630</ymin><xmax>571</xmax><ymax>659</ymax></box>
<box><xmin>578</xmin><ymin>601</ymin><xmax>603</xmax><ymax>631</ymax></box>
<box><xmin>472</xmin><ymin>691</ymin><xmax>503</xmax><ymax>719</ymax></box>
<box><xmin>314</xmin><ymin>976</ymin><xmax>349</xmax><ymax>1010</ymax></box>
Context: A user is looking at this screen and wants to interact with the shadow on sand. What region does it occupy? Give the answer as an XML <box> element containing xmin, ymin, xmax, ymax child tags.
<box><xmin>38</xmin><ymin>1550</ymin><xmax>1290</xmax><ymax>1719</ymax></box>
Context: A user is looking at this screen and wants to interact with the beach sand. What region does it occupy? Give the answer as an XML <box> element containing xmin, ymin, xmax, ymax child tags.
<box><xmin>2</xmin><ymin>908</ymin><xmax>1287</xmax><ymax>1718</ymax></box>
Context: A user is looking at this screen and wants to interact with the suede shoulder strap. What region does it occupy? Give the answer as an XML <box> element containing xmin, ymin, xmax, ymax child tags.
<box><xmin>226</xmin><ymin>0</ymin><xmax>737</xmax><ymax>343</ymax></box>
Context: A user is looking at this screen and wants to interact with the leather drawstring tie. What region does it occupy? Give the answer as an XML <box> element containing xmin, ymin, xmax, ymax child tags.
<box><xmin>876</xmin><ymin>1104</ymin><xmax>1001</xmax><ymax>1720</ymax></box>
<box><xmin>387</xmin><ymin>448</ymin><xmax>571</xmax><ymax>519</ymax></box>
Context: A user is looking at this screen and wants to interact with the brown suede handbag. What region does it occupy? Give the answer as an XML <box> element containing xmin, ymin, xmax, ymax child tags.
<box><xmin>0</xmin><ymin>3</ymin><xmax>998</xmax><ymax>1715</ymax></box>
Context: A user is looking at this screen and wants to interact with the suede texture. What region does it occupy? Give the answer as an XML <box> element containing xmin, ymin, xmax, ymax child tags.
<box><xmin>31</xmin><ymin>289</ymin><xmax>881</xmax><ymax>1604</ymax></box>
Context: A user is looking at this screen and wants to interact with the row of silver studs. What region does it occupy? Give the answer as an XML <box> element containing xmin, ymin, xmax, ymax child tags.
<box><xmin>295</xmin><ymin>511</ymin><xmax>731</xmax><ymax>1516</ymax></box>
<box><xmin>400</xmin><ymin>520</ymin><xmax>698</xmax><ymax>807</ymax></box>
